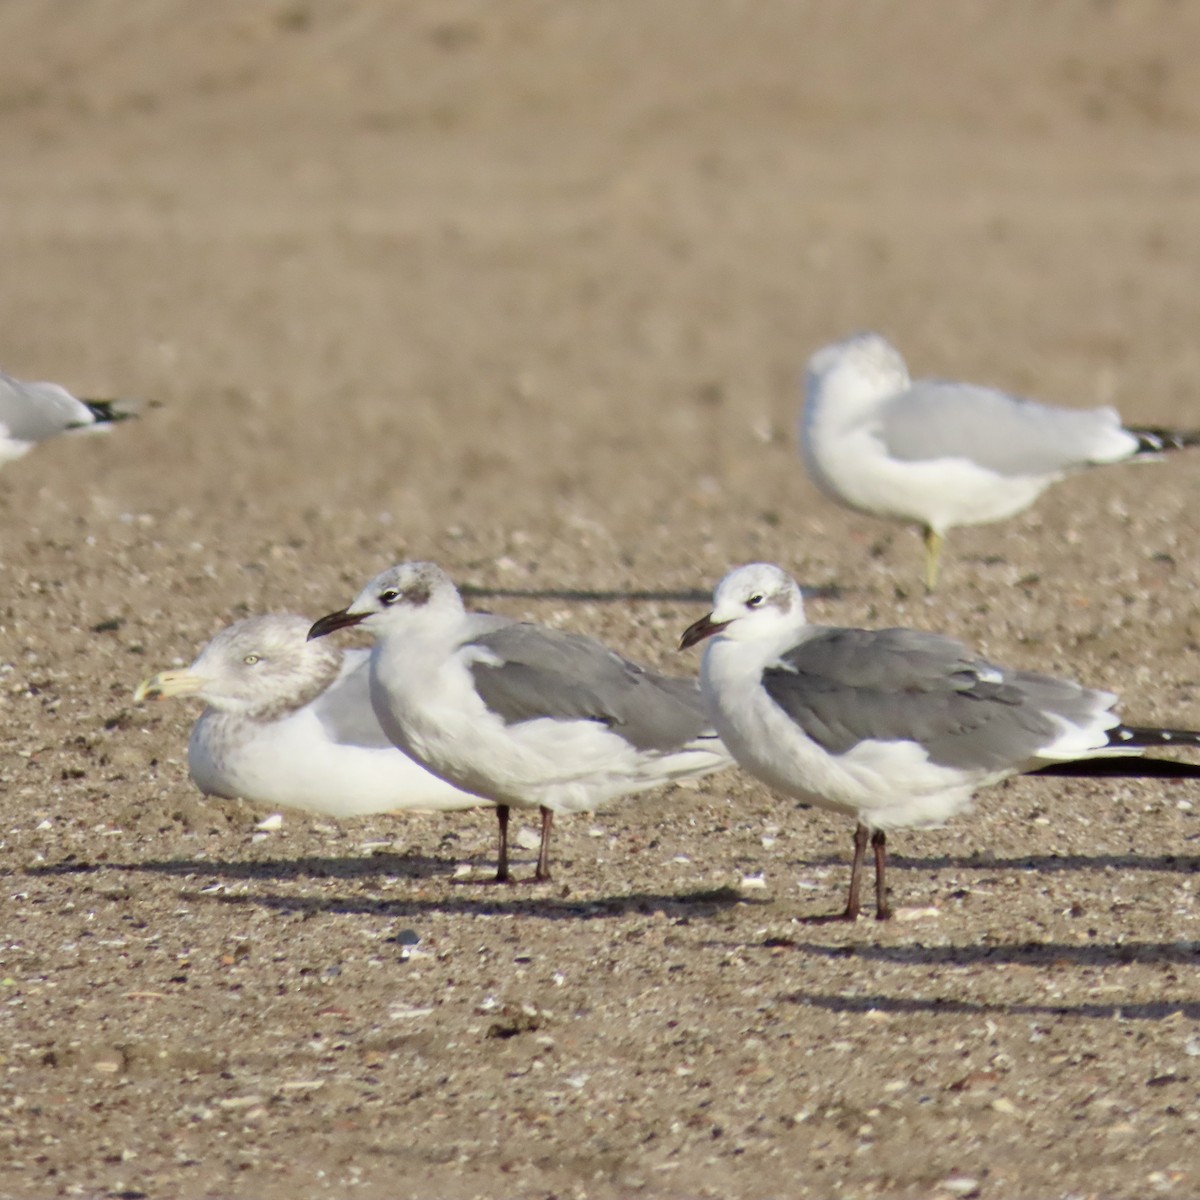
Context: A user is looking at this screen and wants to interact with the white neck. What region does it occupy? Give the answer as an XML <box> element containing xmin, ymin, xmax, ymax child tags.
<box><xmin>804</xmin><ymin>356</ymin><xmax>907</xmax><ymax>437</ymax></box>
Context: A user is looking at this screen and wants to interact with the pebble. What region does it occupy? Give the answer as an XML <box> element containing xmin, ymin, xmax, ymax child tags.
<box><xmin>388</xmin><ymin>1006</ymin><xmax>434</xmax><ymax>1021</ymax></box>
<box><xmin>940</xmin><ymin>1177</ymin><xmax>980</xmax><ymax>1197</ymax></box>
<box><xmin>894</xmin><ymin>906</ymin><xmax>941</xmax><ymax>921</ymax></box>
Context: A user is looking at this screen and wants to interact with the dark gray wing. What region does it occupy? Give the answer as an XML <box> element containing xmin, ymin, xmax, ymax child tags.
<box><xmin>762</xmin><ymin>627</ymin><xmax>1107</xmax><ymax>771</ymax></box>
<box><xmin>879</xmin><ymin>381</ymin><xmax>1131</xmax><ymax>477</ymax></box>
<box><xmin>467</xmin><ymin>623</ymin><xmax>710</xmax><ymax>752</ymax></box>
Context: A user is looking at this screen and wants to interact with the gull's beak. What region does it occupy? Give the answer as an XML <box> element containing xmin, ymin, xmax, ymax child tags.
<box><xmin>308</xmin><ymin>608</ymin><xmax>366</xmax><ymax>641</ymax></box>
<box><xmin>679</xmin><ymin>612</ymin><xmax>731</xmax><ymax>651</ymax></box>
<box><xmin>134</xmin><ymin>669</ymin><xmax>207</xmax><ymax>704</ymax></box>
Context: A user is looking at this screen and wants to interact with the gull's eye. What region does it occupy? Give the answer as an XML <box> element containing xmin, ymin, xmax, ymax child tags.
<box><xmin>243</xmin><ymin>654</ymin><xmax>260</xmax><ymax>665</ymax></box>
<box><xmin>746</xmin><ymin>594</ymin><xmax>765</xmax><ymax>609</ymax></box>
<box><xmin>380</xmin><ymin>589</ymin><xmax>401</xmax><ymax>606</ymax></box>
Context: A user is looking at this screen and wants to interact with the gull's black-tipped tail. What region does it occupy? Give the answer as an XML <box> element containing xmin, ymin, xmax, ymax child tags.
<box><xmin>1127</xmin><ymin>425</ymin><xmax>1200</xmax><ymax>456</ymax></box>
<box><xmin>81</xmin><ymin>398</ymin><xmax>136</xmax><ymax>425</ymax></box>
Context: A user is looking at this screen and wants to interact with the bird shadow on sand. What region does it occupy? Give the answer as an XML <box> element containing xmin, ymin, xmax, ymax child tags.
<box><xmin>459</xmin><ymin>583</ymin><xmax>843</xmax><ymax>605</ymax></box>
<box><xmin>20</xmin><ymin>854</ymin><xmax>756</xmax><ymax>921</ymax></box>
<box><xmin>779</xmin><ymin>939</ymin><xmax>1200</xmax><ymax>969</ymax></box>
<box><xmin>24</xmin><ymin>851</ymin><xmax>453</xmax><ymax>884</ymax></box>
<box><xmin>768</xmin><ymin>939</ymin><xmax>1200</xmax><ymax>1021</ymax></box>
<box><xmin>178</xmin><ymin>884</ymin><xmax>757</xmax><ymax>922</ymax></box>
<box><xmin>779</xmin><ymin>989</ymin><xmax>1200</xmax><ymax>1022</ymax></box>
<box><xmin>802</xmin><ymin>851</ymin><xmax>1200</xmax><ymax>874</ymax></box>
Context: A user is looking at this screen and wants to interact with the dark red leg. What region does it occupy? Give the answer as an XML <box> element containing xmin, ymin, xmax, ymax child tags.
<box><xmin>842</xmin><ymin>823</ymin><xmax>870</xmax><ymax>920</ymax></box>
<box><xmin>534</xmin><ymin>806</ymin><xmax>554</xmax><ymax>882</ymax></box>
<box><xmin>872</xmin><ymin>829</ymin><xmax>892</xmax><ymax>920</ymax></box>
<box><xmin>494</xmin><ymin>805</ymin><xmax>512</xmax><ymax>883</ymax></box>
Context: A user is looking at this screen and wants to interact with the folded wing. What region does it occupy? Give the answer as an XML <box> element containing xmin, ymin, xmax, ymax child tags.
<box><xmin>468</xmin><ymin>623</ymin><xmax>713</xmax><ymax>753</ymax></box>
<box><xmin>762</xmin><ymin>627</ymin><xmax>1116</xmax><ymax>771</ymax></box>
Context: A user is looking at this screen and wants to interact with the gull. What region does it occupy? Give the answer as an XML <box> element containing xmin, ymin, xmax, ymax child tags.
<box><xmin>799</xmin><ymin>332</ymin><xmax>1200</xmax><ymax>589</ymax></box>
<box><xmin>1</xmin><ymin>367</ymin><xmax>134</xmax><ymax>469</ymax></box>
<box><xmin>308</xmin><ymin>562</ymin><xmax>733</xmax><ymax>882</ymax></box>
<box><xmin>134</xmin><ymin>614</ymin><xmax>484</xmax><ymax>817</ymax></box>
<box><xmin>681</xmin><ymin>562</ymin><xmax>1200</xmax><ymax>920</ymax></box>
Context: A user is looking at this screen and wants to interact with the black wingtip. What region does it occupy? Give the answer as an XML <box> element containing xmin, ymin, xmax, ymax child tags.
<box><xmin>1128</xmin><ymin>425</ymin><xmax>1200</xmax><ymax>455</ymax></box>
<box><xmin>1107</xmin><ymin>725</ymin><xmax>1200</xmax><ymax>751</ymax></box>
<box><xmin>81</xmin><ymin>398</ymin><xmax>136</xmax><ymax>425</ymax></box>
<box><xmin>1029</xmin><ymin>756</ymin><xmax>1200</xmax><ymax>779</ymax></box>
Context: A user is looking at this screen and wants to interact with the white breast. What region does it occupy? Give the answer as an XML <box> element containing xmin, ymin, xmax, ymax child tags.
<box><xmin>187</xmin><ymin>707</ymin><xmax>483</xmax><ymax>816</ymax></box>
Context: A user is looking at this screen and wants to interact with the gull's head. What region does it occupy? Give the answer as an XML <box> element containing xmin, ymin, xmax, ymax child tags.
<box><xmin>308</xmin><ymin>561</ymin><xmax>462</xmax><ymax>642</ymax></box>
<box><xmin>680</xmin><ymin>563</ymin><xmax>806</xmax><ymax>650</ymax></box>
<box><xmin>134</xmin><ymin>614</ymin><xmax>342</xmax><ymax>717</ymax></box>
<box><xmin>803</xmin><ymin>331</ymin><xmax>910</xmax><ymax>420</ymax></box>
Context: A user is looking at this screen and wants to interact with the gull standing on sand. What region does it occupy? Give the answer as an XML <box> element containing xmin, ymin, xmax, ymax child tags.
<box><xmin>681</xmin><ymin>562</ymin><xmax>1200</xmax><ymax>920</ymax></box>
<box><xmin>799</xmin><ymin>332</ymin><xmax>1200</xmax><ymax>589</ymax></box>
<box><xmin>1</xmin><ymin>367</ymin><xmax>134</xmax><ymax>468</ymax></box>
<box><xmin>135</xmin><ymin>614</ymin><xmax>484</xmax><ymax>816</ymax></box>
<box><xmin>308</xmin><ymin>562</ymin><xmax>732</xmax><ymax>882</ymax></box>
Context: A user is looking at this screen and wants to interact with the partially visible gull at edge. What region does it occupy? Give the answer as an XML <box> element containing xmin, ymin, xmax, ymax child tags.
<box><xmin>799</xmin><ymin>332</ymin><xmax>1200</xmax><ymax>590</ymax></box>
<box><xmin>135</xmin><ymin>614</ymin><xmax>485</xmax><ymax>817</ymax></box>
<box><xmin>308</xmin><ymin>562</ymin><xmax>733</xmax><ymax>882</ymax></box>
<box><xmin>681</xmin><ymin>562</ymin><xmax>1200</xmax><ymax>921</ymax></box>
<box><xmin>1</xmin><ymin>367</ymin><xmax>135</xmax><ymax>469</ymax></box>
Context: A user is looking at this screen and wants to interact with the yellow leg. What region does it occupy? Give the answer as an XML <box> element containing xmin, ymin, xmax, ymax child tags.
<box><xmin>922</xmin><ymin>527</ymin><xmax>944</xmax><ymax>592</ymax></box>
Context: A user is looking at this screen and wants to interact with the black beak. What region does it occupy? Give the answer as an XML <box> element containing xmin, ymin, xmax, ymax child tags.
<box><xmin>308</xmin><ymin>608</ymin><xmax>366</xmax><ymax>641</ymax></box>
<box><xmin>679</xmin><ymin>612</ymin><xmax>730</xmax><ymax>651</ymax></box>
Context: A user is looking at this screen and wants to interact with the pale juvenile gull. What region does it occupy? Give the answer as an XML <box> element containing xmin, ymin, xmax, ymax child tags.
<box><xmin>1</xmin><ymin>367</ymin><xmax>134</xmax><ymax>468</ymax></box>
<box><xmin>308</xmin><ymin>562</ymin><xmax>733</xmax><ymax>882</ymax></box>
<box><xmin>681</xmin><ymin>562</ymin><xmax>1200</xmax><ymax>920</ymax></box>
<box><xmin>134</xmin><ymin>614</ymin><xmax>484</xmax><ymax>817</ymax></box>
<box><xmin>799</xmin><ymin>332</ymin><xmax>1200</xmax><ymax>589</ymax></box>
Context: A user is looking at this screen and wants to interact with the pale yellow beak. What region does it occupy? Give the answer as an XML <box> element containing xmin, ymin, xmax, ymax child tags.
<box><xmin>133</xmin><ymin>669</ymin><xmax>208</xmax><ymax>704</ymax></box>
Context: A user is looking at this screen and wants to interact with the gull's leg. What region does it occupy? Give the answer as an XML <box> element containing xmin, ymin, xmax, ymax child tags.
<box><xmin>494</xmin><ymin>805</ymin><xmax>512</xmax><ymax>883</ymax></box>
<box><xmin>842</xmin><ymin>823</ymin><xmax>870</xmax><ymax>920</ymax></box>
<box><xmin>534</xmin><ymin>806</ymin><xmax>554</xmax><ymax>882</ymax></box>
<box><xmin>871</xmin><ymin>829</ymin><xmax>892</xmax><ymax>920</ymax></box>
<box><xmin>922</xmin><ymin>526</ymin><xmax>944</xmax><ymax>593</ymax></box>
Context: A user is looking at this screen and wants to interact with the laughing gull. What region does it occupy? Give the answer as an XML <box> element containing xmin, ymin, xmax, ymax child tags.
<box><xmin>308</xmin><ymin>562</ymin><xmax>733</xmax><ymax>882</ymax></box>
<box><xmin>681</xmin><ymin>562</ymin><xmax>1200</xmax><ymax>920</ymax></box>
<box><xmin>1</xmin><ymin>367</ymin><xmax>134</xmax><ymax>470</ymax></box>
<box><xmin>134</xmin><ymin>614</ymin><xmax>484</xmax><ymax>817</ymax></box>
<box><xmin>799</xmin><ymin>332</ymin><xmax>1200</xmax><ymax>589</ymax></box>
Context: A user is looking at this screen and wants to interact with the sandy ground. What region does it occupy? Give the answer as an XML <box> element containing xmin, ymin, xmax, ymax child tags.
<box><xmin>3</xmin><ymin>3</ymin><xmax>1200</xmax><ymax>1197</ymax></box>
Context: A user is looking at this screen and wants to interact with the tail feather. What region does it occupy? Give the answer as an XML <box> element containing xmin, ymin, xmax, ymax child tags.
<box><xmin>1127</xmin><ymin>425</ymin><xmax>1200</xmax><ymax>456</ymax></box>
<box><xmin>1030</xmin><ymin>756</ymin><xmax>1200</xmax><ymax>780</ymax></box>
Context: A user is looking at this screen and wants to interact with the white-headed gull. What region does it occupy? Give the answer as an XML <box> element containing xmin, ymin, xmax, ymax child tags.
<box><xmin>1</xmin><ymin>367</ymin><xmax>134</xmax><ymax>469</ymax></box>
<box><xmin>308</xmin><ymin>562</ymin><xmax>733</xmax><ymax>882</ymax></box>
<box><xmin>135</xmin><ymin>614</ymin><xmax>484</xmax><ymax>817</ymax></box>
<box><xmin>799</xmin><ymin>332</ymin><xmax>1199</xmax><ymax>589</ymax></box>
<box><xmin>681</xmin><ymin>562</ymin><xmax>1200</xmax><ymax>919</ymax></box>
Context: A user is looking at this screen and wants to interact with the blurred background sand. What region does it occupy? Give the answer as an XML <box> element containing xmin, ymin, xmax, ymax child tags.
<box><xmin>3</xmin><ymin>4</ymin><xmax>1200</xmax><ymax>1197</ymax></box>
